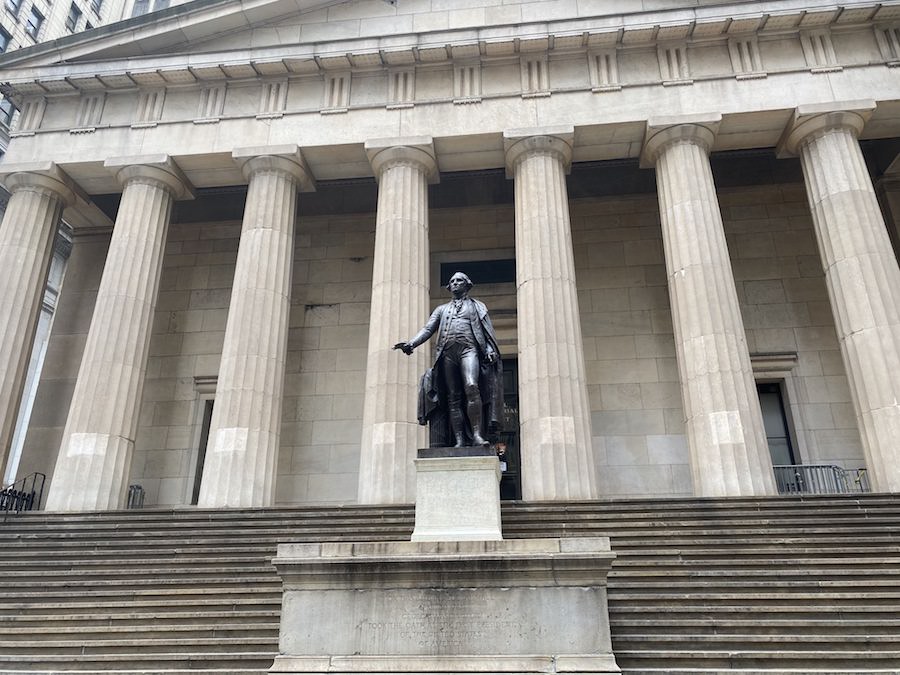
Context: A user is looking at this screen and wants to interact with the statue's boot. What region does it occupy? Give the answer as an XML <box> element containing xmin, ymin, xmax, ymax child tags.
<box><xmin>467</xmin><ymin>398</ymin><xmax>489</xmax><ymax>447</ymax></box>
<box><xmin>449</xmin><ymin>407</ymin><xmax>467</xmax><ymax>448</ymax></box>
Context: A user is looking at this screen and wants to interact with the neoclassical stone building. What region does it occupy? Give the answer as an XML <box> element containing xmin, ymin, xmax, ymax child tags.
<box><xmin>1</xmin><ymin>0</ymin><xmax>900</xmax><ymax>510</ymax></box>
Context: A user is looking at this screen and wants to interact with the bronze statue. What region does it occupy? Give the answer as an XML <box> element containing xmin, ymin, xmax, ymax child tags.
<box><xmin>395</xmin><ymin>272</ymin><xmax>503</xmax><ymax>448</ymax></box>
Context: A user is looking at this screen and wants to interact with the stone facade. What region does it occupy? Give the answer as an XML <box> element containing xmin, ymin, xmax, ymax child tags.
<box><xmin>0</xmin><ymin>0</ymin><xmax>897</xmax><ymax>508</ymax></box>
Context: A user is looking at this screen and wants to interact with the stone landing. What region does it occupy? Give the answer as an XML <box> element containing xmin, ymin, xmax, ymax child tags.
<box><xmin>269</xmin><ymin>538</ymin><xmax>620</xmax><ymax>674</ymax></box>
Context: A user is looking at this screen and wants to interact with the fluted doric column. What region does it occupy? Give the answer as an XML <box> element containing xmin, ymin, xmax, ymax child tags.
<box><xmin>642</xmin><ymin>118</ymin><xmax>775</xmax><ymax>497</ymax></box>
<box><xmin>197</xmin><ymin>146</ymin><xmax>314</xmax><ymax>507</ymax></box>
<box><xmin>504</xmin><ymin>127</ymin><xmax>597</xmax><ymax>501</ymax></box>
<box><xmin>357</xmin><ymin>138</ymin><xmax>437</xmax><ymax>504</ymax></box>
<box><xmin>782</xmin><ymin>101</ymin><xmax>900</xmax><ymax>493</ymax></box>
<box><xmin>0</xmin><ymin>165</ymin><xmax>77</xmax><ymax>476</ymax></box>
<box><xmin>46</xmin><ymin>158</ymin><xmax>192</xmax><ymax>511</ymax></box>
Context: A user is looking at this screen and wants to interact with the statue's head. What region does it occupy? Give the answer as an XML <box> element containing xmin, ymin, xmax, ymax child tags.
<box><xmin>447</xmin><ymin>272</ymin><xmax>474</xmax><ymax>295</ymax></box>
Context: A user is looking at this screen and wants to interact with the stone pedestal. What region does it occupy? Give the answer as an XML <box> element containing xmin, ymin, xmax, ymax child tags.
<box><xmin>269</xmin><ymin>538</ymin><xmax>619</xmax><ymax>675</ymax></box>
<box><xmin>411</xmin><ymin>447</ymin><xmax>502</xmax><ymax>542</ymax></box>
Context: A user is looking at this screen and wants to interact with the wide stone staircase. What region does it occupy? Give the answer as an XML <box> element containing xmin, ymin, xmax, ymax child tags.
<box><xmin>0</xmin><ymin>494</ymin><xmax>898</xmax><ymax>674</ymax></box>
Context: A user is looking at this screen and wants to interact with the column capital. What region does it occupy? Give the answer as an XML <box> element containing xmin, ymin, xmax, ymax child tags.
<box><xmin>104</xmin><ymin>155</ymin><xmax>195</xmax><ymax>200</ymax></box>
<box><xmin>233</xmin><ymin>144</ymin><xmax>316</xmax><ymax>193</ymax></box>
<box><xmin>365</xmin><ymin>137</ymin><xmax>438</xmax><ymax>184</ymax></box>
<box><xmin>640</xmin><ymin>114</ymin><xmax>721</xmax><ymax>168</ymax></box>
<box><xmin>777</xmin><ymin>100</ymin><xmax>875</xmax><ymax>157</ymax></box>
<box><xmin>503</xmin><ymin>126</ymin><xmax>574</xmax><ymax>178</ymax></box>
<box><xmin>0</xmin><ymin>161</ymin><xmax>81</xmax><ymax>207</ymax></box>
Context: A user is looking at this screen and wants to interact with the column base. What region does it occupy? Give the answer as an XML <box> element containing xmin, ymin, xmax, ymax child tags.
<box><xmin>270</xmin><ymin>539</ymin><xmax>619</xmax><ymax>674</ymax></box>
<box><xmin>411</xmin><ymin>447</ymin><xmax>502</xmax><ymax>542</ymax></box>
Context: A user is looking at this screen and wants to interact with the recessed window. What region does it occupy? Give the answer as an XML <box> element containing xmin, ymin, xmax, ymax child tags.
<box><xmin>5</xmin><ymin>0</ymin><xmax>22</xmax><ymax>15</ymax></box>
<box><xmin>89</xmin><ymin>0</ymin><xmax>101</xmax><ymax>12</ymax></box>
<box><xmin>65</xmin><ymin>2</ymin><xmax>82</xmax><ymax>31</ymax></box>
<box><xmin>131</xmin><ymin>0</ymin><xmax>166</xmax><ymax>15</ymax></box>
<box><xmin>25</xmin><ymin>6</ymin><xmax>44</xmax><ymax>38</ymax></box>
<box><xmin>439</xmin><ymin>259</ymin><xmax>516</xmax><ymax>287</ymax></box>
<box><xmin>0</xmin><ymin>26</ymin><xmax>11</xmax><ymax>52</ymax></box>
<box><xmin>0</xmin><ymin>98</ymin><xmax>16</xmax><ymax>128</ymax></box>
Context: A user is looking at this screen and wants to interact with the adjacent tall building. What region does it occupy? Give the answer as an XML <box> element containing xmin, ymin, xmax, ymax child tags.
<box><xmin>1</xmin><ymin>0</ymin><xmax>899</xmax><ymax>509</ymax></box>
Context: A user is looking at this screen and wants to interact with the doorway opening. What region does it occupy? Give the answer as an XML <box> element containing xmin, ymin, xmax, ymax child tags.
<box><xmin>498</xmin><ymin>359</ymin><xmax>521</xmax><ymax>500</ymax></box>
<box><xmin>757</xmin><ymin>381</ymin><xmax>797</xmax><ymax>466</ymax></box>
<box><xmin>191</xmin><ymin>399</ymin><xmax>214</xmax><ymax>505</ymax></box>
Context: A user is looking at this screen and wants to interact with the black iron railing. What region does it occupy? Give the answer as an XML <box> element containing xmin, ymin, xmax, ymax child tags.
<box><xmin>0</xmin><ymin>472</ymin><xmax>45</xmax><ymax>512</ymax></box>
<box><xmin>773</xmin><ymin>464</ymin><xmax>869</xmax><ymax>495</ymax></box>
<box><xmin>127</xmin><ymin>484</ymin><xmax>144</xmax><ymax>509</ymax></box>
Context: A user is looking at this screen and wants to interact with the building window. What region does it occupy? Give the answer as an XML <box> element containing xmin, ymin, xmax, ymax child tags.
<box><xmin>90</xmin><ymin>0</ymin><xmax>101</xmax><ymax>13</ymax></box>
<box><xmin>131</xmin><ymin>0</ymin><xmax>166</xmax><ymax>16</ymax></box>
<box><xmin>65</xmin><ymin>2</ymin><xmax>82</xmax><ymax>32</ymax></box>
<box><xmin>5</xmin><ymin>0</ymin><xmax>22</xmax><ymax>15</ymax></box>
<box><xmin>0</xmin><ymin>98</ymin><xmax>16</xmax><ymax>128</ymax></box>
<box><xmin>0</xmin><ymin>26</ymin><xmax>11</xmax><ymax>52</ymax></box>
<box><xmin>25</xmin><ymin>6</ymin><xmax>44</xmax><ymax>39</ymax></box>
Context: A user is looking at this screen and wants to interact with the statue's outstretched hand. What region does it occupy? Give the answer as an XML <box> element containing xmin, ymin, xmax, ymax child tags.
<box><xmin>393</xmin><ymin>342</ymin><xmax>414</xmax><ymax>355</ymax></box>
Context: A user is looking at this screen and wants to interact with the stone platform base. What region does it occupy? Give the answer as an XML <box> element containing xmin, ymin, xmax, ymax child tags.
<box><xmin>270</xmin><ymin>654</ymin><xmax>620</xmax><ymax>673</ymax></box>
<box><xmin>269</xmin><ymin>538</ymin><xmax>619</xmax><ymax>674</ymax></box>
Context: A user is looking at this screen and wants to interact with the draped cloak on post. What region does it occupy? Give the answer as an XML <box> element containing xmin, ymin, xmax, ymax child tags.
<box><xmin>414</xmin><ymin>298</ymin><xmax>504</xmax><ymax>447</ymax></box>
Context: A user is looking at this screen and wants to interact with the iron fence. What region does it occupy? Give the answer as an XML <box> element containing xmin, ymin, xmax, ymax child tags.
<box><xmin>0</xmin><ymin>472</ymin><xmax>45</xmax><ymax>512</ymax></box>
<box><xmin>773</xmin><ymin>464</ymin><xmax>869</xmax><ymax>495</ymax></box>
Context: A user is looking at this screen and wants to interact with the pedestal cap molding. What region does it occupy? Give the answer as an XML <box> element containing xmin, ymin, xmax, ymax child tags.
<box><xmin>104</xmin><ymin>154</ymin><xmax>195</xmax><ymax>200</ymax></box>
<box><xmin>365</xmin><ymin>136</ymin><xmax>438</xmax><ymax>184</ymax></box>
<box><xmin>1</xmin><ymin>161</ymin><xmax>82</xmax><ymax>207</ymax></box>
<box><xmin>503</xmin><ymin>125</ymin><xmax>574</xmax><ymax>178</ymax></box>
<box><xmin>640</xmin><ymin>113</ymin><xmax>722</xmax><ymax>168</ymax></box>
<box><xmin>777</xmin><ymin>99</ymin><xmax>876</xmax><ymax>157</ymax></box>
<box><xmin>232</xmin><ymin>144</ymin><xmax>316</xmax><ymax>192</ymax></box>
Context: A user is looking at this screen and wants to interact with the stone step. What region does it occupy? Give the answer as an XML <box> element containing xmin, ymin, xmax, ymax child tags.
<box><xmin>611</xmin><ymin>634</ymin><xmax>900</xmax><ymax>650</ymax></box>
<box><xmin>0</xmin><ymin>671</ymin><xmax>267</xmax><ymax>675</ymax></box>
<box><xmin>607</xmin><ymin>605</ymin><xmax>900</xmax><ymax>621</ymax></box>
<box><xmin>2</xmin><ymin>495</ymin><xmax>898</xmax><ymax>672</ymax></box>
<box><xmin>0</xmin><ymin>557</ymin><xmax>270</xmax><ymax>570</ymax></box>
<box><xmin>617</xmin><ymin>670</ymin><xmax>900</xmax><ymax>674</ymax></box>
<box><xmin>0</xmin><ymin>653</ymin><xmax>276</xmax><ymax>671</ymax></box>
<box><xmin>0</xmin><ymin>610</ymin><xmax>280</xmax><ymax>627</ymax></box>
<box><xmin>608</xmin><ymin>578</ymin><xmax>900</xmax><ymax>590</ymax></box>
<box><xmin>612</xmin><ymin>617</ymin><xmax>900</xmax><ymax>635</ymax></box>
<box><xmin>609</xmin><ymin>555</ymin><xmax>900</xmax><ymax>568</ymax></box>
<box><xmin>0</xmin><ymin>638</ymin><xmax>278</xmax><ymax>656</ymax></box>
<box><xmin>0</xmin><ymin>574</ymin><xmax>279</xmax><ymax>588</ymax></box>
<box><xmin>0</xmin><ymin>624</ymin><xmax>278</xmax><ymax>639</ymax></box>
<box><xmin>613</xmin><ymin>650</ymin><xmax>900</xmax><ymax>669</ymax></box>
<box><xmin>1</xmin><ymin>597</ymin><xmax>280</xmax><ymax>615</ymax></box>
<box><xmin>608</xmin><ymin>590</ymin><xmax>900</xmax><ymax>604</ymax></box>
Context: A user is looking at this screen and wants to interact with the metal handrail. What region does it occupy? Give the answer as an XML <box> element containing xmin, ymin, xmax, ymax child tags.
<box><xmin>0</xmin><ymin>472</ymin><xmax>45</xmax><ymax>512</ymax></box>
<box><xmin>773</xmin><ymin>464</ymin><xmax>869</xmax><ymax>495</ymax></box>
<box><xmin>127</xmin><ymin>484</ymin><xmax>144</xmax><ymax>509</ymax></box>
